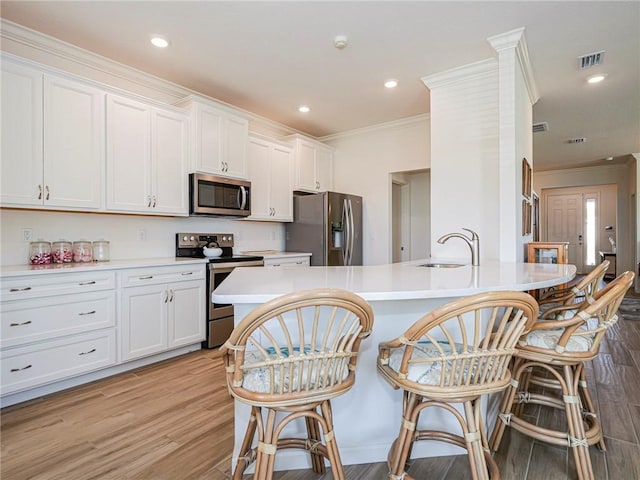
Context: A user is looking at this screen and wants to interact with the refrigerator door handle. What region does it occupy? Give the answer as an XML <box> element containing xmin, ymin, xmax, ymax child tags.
<box><xmin>342</xmin><ymin>199</ymin><xmax>349</xmax><ymax>265</ymax></box>
<box><xmin>348</xmin><ymin>198</ymin><xmax>355</xmax><ymax>265</ymax></box>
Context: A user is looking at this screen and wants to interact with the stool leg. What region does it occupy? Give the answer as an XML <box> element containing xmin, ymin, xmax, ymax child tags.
<box><xmin>489</xmin><ymin>359</ymin><xmax>524</xmax><ymax>452</ymax></box>
<box><xmin>316</xmin><ymin>400</ymin><xmax>346</xmax><ymax>480</ymax></box>
<box><xmin>387</xmin><ymin>391</ymin><xmax>420</xmax><ymax>479</ymax></box>
<box><xmin>233</xmin><ymin>406</ymin><xmax>259</xmax><ymax>480</ymax></box>
<box><xmin>305</xmin><ymin>412</ymin><xmax>326</xmax><ymax>474</ymax></box>
<box><xmin>562</xmin><ymin>365</ymin><xmax>595</xmax><ymax>480</ymax></box>
<box><xmin>463</xmin><ymin>399</ymin><xmax>491</xmax><ymax>480</ymax></box>
<box><xmin>578</xmin><ymin>367</ymin><xmax>605</xmax><ymax>451</ymax></box>
<box><xmin>254</xmin><ymin>408</ymin><xmax>278</xmax><ymax>480</ymax></box>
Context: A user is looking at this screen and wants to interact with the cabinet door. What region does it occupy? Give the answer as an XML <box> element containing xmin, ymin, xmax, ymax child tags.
<box><xmin>315</xmin><ymin>146</ymin><xmax>334</xmax><ymax>192</ymax></box>
<box><xmin>152</xmin><ymin>108</ymin><xmax>188</xmax><ymax>215</ymax></box>
<box><xmin>195</xmin><ymin>103</ymin><xmax>223</xmax><ymax>174</ymax></box>
<box><xmin>167</xmin><ymin>280</ymin><xmax>205</xmax><ymax>348</ymax></box>
<box><xmin>224</xmin><ymin>114</ymin><xmax>248</xmax><ymax>179</ymax></box>
<box><xmin>269</xmin><ymin>143</ymin><xmax>294</xmax><ymax>221</ymax></box>
<box><xmin>44</xmin><ymin>75</ymin><xmax>105</xmax><ymax>209</ymax></box>
<box><xmin>106</xmin><ymin>94</ymin><xmax>152</xmax><ymax>212</ymax></box>
<box><xmin>295</xmin><ymin>140</ymin><xmax>317</xmax><ymax>192</ymax></box>
<box><xmin>246</xmin><ymin>136</ymin><xmax>271</xmax><ymax>220</ymax></box>
<box><xmin>0</xmin><ymin>61</ymin><xmax>43</xmax><ymax>206</ymax></box>
<box><xmin>121</xmin><ymin>284</ymin><xmax>167</xmax><ymax>361</ymax></box>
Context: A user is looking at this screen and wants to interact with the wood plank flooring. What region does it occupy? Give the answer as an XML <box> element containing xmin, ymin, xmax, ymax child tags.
<box><xmin>2</xmin><ymin>298</ymin><xmax>640</xmax><ymax>479</ymax></box>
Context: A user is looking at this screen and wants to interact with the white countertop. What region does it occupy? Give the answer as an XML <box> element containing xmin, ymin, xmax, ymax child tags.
<box><xmin>0</xmin><ymin>257</ymin><xmax>207</xmax><ymax>277</ymax></box>
<box><xmin>213</xmin><ymin>259</ymin><xmax>576</xmax><ymax>303</ymax></box>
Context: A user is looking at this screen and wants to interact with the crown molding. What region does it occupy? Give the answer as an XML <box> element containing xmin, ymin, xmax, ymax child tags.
<box><xmin>319</xmin><ymin>113</ymin><xmax>429</xmax><ymax>142</ymax></box>
<box><xmin>421</xmin><ymin>59</ymin><xmax>497</xmax><ymax>90</ymax></box>
<box><xmin>487</xmin><ymin>27</ymin><xmax>540</xmax><ymax>104</ymax></box>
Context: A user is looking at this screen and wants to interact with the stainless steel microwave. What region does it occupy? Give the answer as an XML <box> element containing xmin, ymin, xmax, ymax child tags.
<box><xmin>189</xmin><ymin>173</ymin><xmax>251</xmax><ymax>217</ymax></box>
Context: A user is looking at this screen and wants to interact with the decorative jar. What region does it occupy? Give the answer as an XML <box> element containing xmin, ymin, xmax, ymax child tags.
<box><xmin>92</xmin><ymin>240</ymin><xmax>110</xmax><ymax>262</ymax></box>
<box><xmin>52</xmin><ymin>241</ymin><xmax>73</xmax><ymax>263</ymax></box>
<box><xmin>29</xmin><ymin>241</ymin><xmax>52</xmax><ymax>265</ymax></box>
<box><xmin>72</xmin><ymin>241</ymin><xmax>93</xmax><ymax>262</ymax></box>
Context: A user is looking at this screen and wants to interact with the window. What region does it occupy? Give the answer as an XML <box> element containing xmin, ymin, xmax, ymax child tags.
<box><xmin>585</xmin><ymin>198</ymin><xmax>596</xmax><ymax>266</ymax></box>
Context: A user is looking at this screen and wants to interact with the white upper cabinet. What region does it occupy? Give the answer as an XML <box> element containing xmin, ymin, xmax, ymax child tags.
<box><xmin>106</xmin><ymin>94</ymin><xmax>188</xmax><ymax>216</ymax></box>
<box><xmin>1</xmin><ymin>59</ymin><xmax>105</xmax><ymax>210</ymax></box>
<box><xmin>176</xmin><ymin>96</ymin><xmax>249</xmax><ymax>179</ymax></box>
<box><xmin>288</xmin><ymin>134</ymin><xmax>334</xmax><ymax>193</ymax></box>
<box><xmin>0</xmin><ymin>61</ymin><xmax>43</xmax><ymax>206</ymax></box>
<box><xmin>246</xmin><ymin>133</ymin><xmax>294</xmax><ymax>222</ymax></box>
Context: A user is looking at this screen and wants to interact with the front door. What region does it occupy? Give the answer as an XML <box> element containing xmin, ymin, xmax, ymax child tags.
<box><xmin>546</xmin><ymin>193</ymin><xmax>584</xmax><ymax>272</ymax></box>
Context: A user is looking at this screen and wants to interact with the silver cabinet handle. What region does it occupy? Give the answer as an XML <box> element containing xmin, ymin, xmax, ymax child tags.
<box><xmin>181</xmin><ymin>271</ymin><xmax>193</xmax><ymax>276</ymax></box>
<box><xmin>78</xmin><ymin>348</ymin><xmax>96</xmax><ymax>356</ymax></box>
<box><xmin>147</xmin><ymin>195</ymin><xmax>152</xmax><ymax>207</ymax></box>
<box><xmin>45</xmin><ymin>185</ymin><xmax>50</xmax><ymax>200</ymax></box>
<box><xmin>169</xmin><ymin>289</ymin><xmax>174</xmax><ymax>302</ymax></box>
<box><xmin>79</xmin><ymin>310</ymin><xmax>96</xmax><ymax>316</ymax></box>
<box><xmin>9</xmin><ymin>287</ymin><xmax>32</xmax><ymax>292</ymax></box>
<box><xmin>139</xmin><ymin>276</ymin><xmax>153</xmax><ymax>280</ymax></box>
<box><xmin>9</xmin><ymin>321</ymin><xmax>32</xmax><ymax>327</ymax></box>
<box><xmin>152</xmin><ymin>195</ymin><xmax>156</xmax><ymax>208</ymax></box>
<box><xmin>10</xmin><ymin>365</ymin><xmax>32</xmax><ymax>372</ymax></box>
<box><xmin>78</xmin><ymin>281</ymin><xmax>96</xmax><ymax>286</ymax></box>
<box><xmin>164</xmin><ymin>290</ymin><xmax>168</xmax><ymax>303</ymax></box>
<box><xmin>37</xmin><ymin>184</ymin><xmax>42</xmax><ymax>200</ymax></box>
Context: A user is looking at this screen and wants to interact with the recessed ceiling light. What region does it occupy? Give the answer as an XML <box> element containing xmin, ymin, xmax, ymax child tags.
<box><xmin>587</xmin><ymin>73</ymin><xmax>607</xmax><ymax>84</ymax></box>
<box><xmin>605</xmin><ymin>156</ymin><xmax>614</xmax><ymax>161</ymax></box>
<box><xmin>150</xmin><ymin>35</ymin><xmax>170</xmax><ymax>48</ymax></box>
<box><xmin>384</xmin><ymin>79</ymin><xmax>398</xmax><ymax>89</ymax></box>
<box><xmin>298</xmin><ymin>105</ymin><xmax>310</xmax><ymax>113</ymax></box>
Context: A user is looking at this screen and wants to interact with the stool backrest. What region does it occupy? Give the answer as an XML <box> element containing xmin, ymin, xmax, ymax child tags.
<box><xmin>378</xmin><ymin>291</ymin><xmax>538</xmax><ymax>396</ymax></box>
<box><xmin>221</xmin><ymin>288</ymin><xmax>374</xmax><ymax>407</ymax></box>
<box><xmin>525</xmin><ymin>271</ymin><xmax>635</xmax><ymax>357</ymax></box>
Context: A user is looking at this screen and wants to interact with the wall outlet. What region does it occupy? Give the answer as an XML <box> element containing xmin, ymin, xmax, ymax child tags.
<box><xmin>138</xmin><ymin>229</ymin><xmax>147</xmax><ymax>241</ymax></box>
<box><xmin>21</xmin><ymin>228</ymin><xmax>33</xmax><ymax>242</ymax></box>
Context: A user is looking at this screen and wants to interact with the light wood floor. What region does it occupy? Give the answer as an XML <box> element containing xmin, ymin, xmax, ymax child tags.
<box><xmin>2</xmin><ymin>305</ymin><xmax>640</xmax><ymax>479</ymax></box>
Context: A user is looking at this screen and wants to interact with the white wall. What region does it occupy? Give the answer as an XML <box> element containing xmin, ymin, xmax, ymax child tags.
<box><xmin>323</xmin><ymin>116</ymin><xmax>430</xmax><ymax>265</ymax></box>
<box><xmin>0</xmin><ymin>209</ymin><xmax>285</xmax><ymax>266</ymax></box>
<box><xmin>410</xmin><ymin>171</ymin><xmax>431</xmax><ymax>260</ymax></box>
<box><xmin>534</xmin><ymin>163</ymin><xmax>635</xmax><ymax>278</ymax></box>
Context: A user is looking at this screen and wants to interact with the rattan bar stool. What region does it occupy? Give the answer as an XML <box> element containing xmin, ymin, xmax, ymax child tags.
<box><xmin>220</xmin><ymin>288</ymin><xmax>374</xmax><ymax>480</ymax></box>
<box><xmin>537</xmin><ymin>260</ymin><xmax>609</xmax><ymax>320</ymax></box>
<box><xmin>490</xmin><ymin>271</ymin><xmax>634</xmax><ymax>480</ymax></box>
<box><xmin>377</xmin><ymin>291</ymin><xmax>538</xmax><ymax>480</ymax></box>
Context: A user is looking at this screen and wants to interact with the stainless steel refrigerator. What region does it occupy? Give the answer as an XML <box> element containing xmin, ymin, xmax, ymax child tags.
<box><xmin>285</xmin><ymin>192</ymin><xmax>363</xmax><ymax>266</ymax></box>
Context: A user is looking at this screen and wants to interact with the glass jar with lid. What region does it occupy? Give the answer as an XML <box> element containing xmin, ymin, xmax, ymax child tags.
<box><xmin>72</xmin><ymin>241</ymin><xmax>93</xmax><ymax>262</ymax></box>
<box><xmin>92</xmin><ymin>240</ymin><xmax>110</xmax><ymax>262</ymax></box>
<box><xmin>52</xmin><ymin>240</ymin><xmax>73</xmax><ymax>263</ymax></box>
<box><xmin>29</xmin><ymin>241</ymin><xmax>52</xmax><ymax>265</ymax></box>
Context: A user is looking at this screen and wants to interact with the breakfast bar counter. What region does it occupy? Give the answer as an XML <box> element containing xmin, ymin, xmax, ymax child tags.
<box><xmin>213</xmin><ymin>260</ymin><xmax>576</xmax><ymax>471</ymax></box>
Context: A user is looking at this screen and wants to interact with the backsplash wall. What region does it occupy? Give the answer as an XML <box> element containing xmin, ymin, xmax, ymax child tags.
<box><xmin>0</xmin><ymin>209</ymin><xmax>285</xmax><ymax>266</ymax></box>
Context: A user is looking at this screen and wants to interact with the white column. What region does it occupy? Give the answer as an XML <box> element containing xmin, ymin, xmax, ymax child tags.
<box><xmin>422</xmin><ymin>28</ymin><xmax>538</xmax><ymax>263</ymax></box>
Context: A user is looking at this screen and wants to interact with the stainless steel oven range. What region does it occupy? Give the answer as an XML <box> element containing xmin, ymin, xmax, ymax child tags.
<box><xmin>175</xmin><ymin>233</ymin><xmax>263</xmax><ymax>348</ymax></box>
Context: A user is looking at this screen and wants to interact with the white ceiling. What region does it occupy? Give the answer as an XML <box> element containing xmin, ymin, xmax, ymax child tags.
<box><xmin>1</xmin><ymin>1</ymin><xmax>638</xmax><ymax>171</ymax></box>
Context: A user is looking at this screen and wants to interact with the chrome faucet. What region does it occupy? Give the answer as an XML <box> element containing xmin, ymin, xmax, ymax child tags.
<box><xmin>437</xmin><ymin>228</ymin><xmax>480</xmax><ymax>266</ymax></box>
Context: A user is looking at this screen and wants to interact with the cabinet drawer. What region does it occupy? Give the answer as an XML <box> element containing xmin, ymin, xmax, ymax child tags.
<box><xmin>1</xmin><ymin>271</ymin><xmax>116</xmax><ymax>301</ymax></box>
<box><xmin>264</xmin><ymin>256</ymin><xmax>310</xmax><ymax>267</ymax></box>
<box><xmin>1</xmin><ymin>329</ymin><xmax>116</xmax><ymax>395</ymax></box>
<box><xmin>121</xmin><ymin>264</ymin><xmax>205</xmax><ymax>287</ymax></box>
<box><xmin>1</xmin><ymin>291</ymin><xmax>115</xmax><ymax>348</ymax></box>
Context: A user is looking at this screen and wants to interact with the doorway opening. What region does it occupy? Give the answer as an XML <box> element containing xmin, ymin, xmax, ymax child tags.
<box><xmin>390</xmin><ymin>169</ymin><xmax>430</xmax><ymax>263</ymax></box>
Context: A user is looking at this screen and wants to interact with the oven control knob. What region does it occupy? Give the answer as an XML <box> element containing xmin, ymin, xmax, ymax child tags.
<box><xmin>182</xmin><ymin>235</ymin><xmax>188</xmax><ymax>241</ymax></box>
<box><xmin>190</xmin><ymin>236</ymin><xmax>195</xmax><ymax>241</ymax></box>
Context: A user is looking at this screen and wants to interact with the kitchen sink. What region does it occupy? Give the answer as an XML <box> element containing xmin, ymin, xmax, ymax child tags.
<box><xmin>415</xmin><ymin>262</ymin><xmax>464</xmax><ymax>268</ymax></box>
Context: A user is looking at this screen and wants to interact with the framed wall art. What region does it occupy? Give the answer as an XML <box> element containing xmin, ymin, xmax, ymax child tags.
<box><xmin>522</xmin><ymin>157</ymin><xmax>532</xmax><ymax>199</ymax></box>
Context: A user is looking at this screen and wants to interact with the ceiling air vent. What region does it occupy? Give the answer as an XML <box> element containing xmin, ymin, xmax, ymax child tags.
<box><xmin>579</xmin><ymin>51</ymin><xmax>604</xmax><ymax>69</ymax></box>
<box><xmin>567</xmin><ymin>137</ymin><xmax>586</xmax><ymax>144</ymax></box>
<box><xmin>532</xmin><ymin>122</ymin><xmax>549</xmax><ymax>133</ymax></box>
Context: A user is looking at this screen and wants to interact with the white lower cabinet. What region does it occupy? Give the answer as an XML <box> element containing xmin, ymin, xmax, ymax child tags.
<box><xmin>119</xmin><ymin>265</ymin><xmax>205</xmax><ymax>361</ymax></box>
<box><xmin>0</xmin><ymin>263</ymin><xmax>206</xmax><ymax>402</ymax></box>
<box><xmin>0</xmin><ymin>271</ymin><xmax>117</xmax><ymax>395</ymax></box>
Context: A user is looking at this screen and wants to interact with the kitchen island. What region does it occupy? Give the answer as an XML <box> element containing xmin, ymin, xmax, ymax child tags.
<box><xmin>213</xmin><ymin>260</ymin><xmax>576</xmax><ymax>471</ymax></box>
